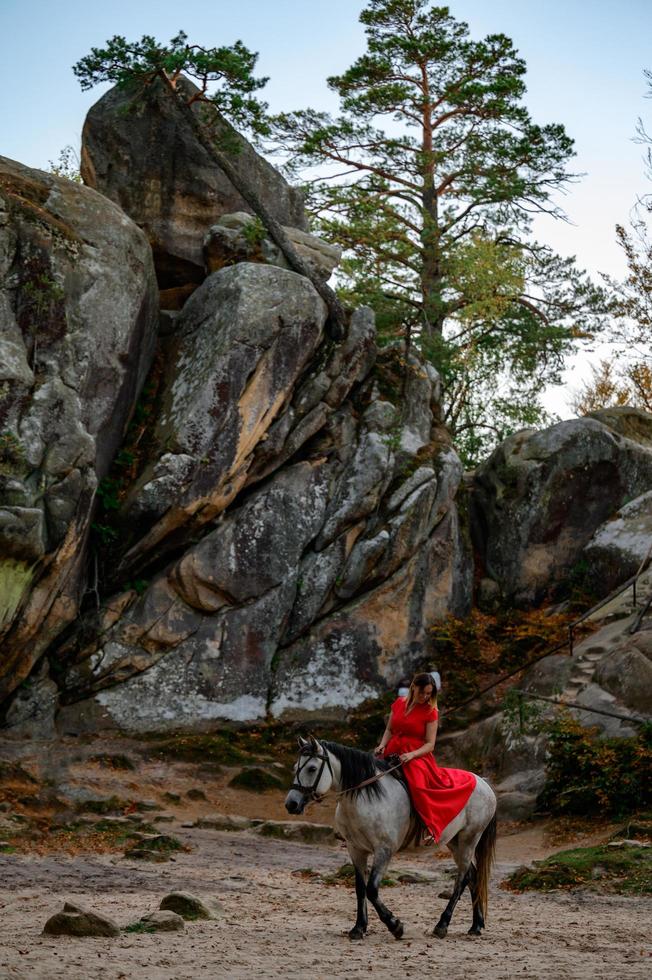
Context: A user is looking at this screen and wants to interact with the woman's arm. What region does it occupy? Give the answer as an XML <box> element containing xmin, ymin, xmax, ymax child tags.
<box><xmin>374</xmin><ymin>717</ymin><xmax>393</xmax><ymax>756</ymax></box>
<box><xmin>399</xmin><ymin>720</ymin><xmax>437</xmax><ymax>763</ymax></box>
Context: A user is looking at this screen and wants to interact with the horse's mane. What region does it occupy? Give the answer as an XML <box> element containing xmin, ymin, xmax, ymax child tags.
<box><xmin>320</xmin><ymin>740</ymin><xmax>407</xmax><ymax>801</ymax></box>
<box><xmin>319</xmin><ymin>740</ymin><xmax>427</xmax><ymax>847</ymax></box>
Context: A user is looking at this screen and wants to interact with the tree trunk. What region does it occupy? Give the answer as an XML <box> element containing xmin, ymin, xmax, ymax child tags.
<box><xmin>419</xmin><ymin>69</ymin><xmax>445</xmax><ymax>338</ymax></box>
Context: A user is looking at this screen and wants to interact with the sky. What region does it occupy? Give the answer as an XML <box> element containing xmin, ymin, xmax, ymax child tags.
<box><xmin>2</xmin><ymin>0</ymin><xmax>651</xmax><ymax>416</ymax></box>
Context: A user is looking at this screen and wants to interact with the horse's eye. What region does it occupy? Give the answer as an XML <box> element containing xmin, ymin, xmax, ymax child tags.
<box><xmin>307</xmin><ymin>766</ymin><xmax>317</xmax><ymax>773</ymax></box>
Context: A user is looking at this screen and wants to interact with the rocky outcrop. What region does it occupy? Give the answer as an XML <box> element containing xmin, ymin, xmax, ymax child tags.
<box><xmin>583</xmin><ymin>490</ymin><xmax>652</xmax><ymax>594</ymax></box>
<box><xmin>204</xmin><ymin>212</ymin><xmax>341</xmax><ymax>282</ymax></box>
<box><xmin>54</xmin><ymin>311</ymin><xmax>470</xmax><ymax>729</ymax></box>
<box><xmin>0</xmin><ymin>156</ymin><xmax>158</xmax><ymax>703</ymax></box>
<box><xmin>472</xmin><ymin>415</ymin><xmax>652</xmax><ymax>603</ymax></box>
<box><xmin>81</xmin><ymin>76</ymin><xmax>307</xmax><ymax>287</ymax></box>
<box><xmin>115</xmin><ymin>263</ymin><xmax>328</xmax><ymax>572</ymax></box>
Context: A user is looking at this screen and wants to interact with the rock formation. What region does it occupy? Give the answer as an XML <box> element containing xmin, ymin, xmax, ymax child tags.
<box><xmin>0</xmin><ymin>155</ymin><xmax>158</xmax><ymax>703</ymax></box>
<box><xmin>471</xmin><ymin>413</ymin><xmax>652</xmax><ymax>604</ymax></box>
<box><xmin>80</xmin><ymin>75</ymin><xmax>307</xmax><ymax>289</ymax></box>
<box><xmin>54</xmin><ymin>280</ymin><xmax>470</xmax><ymax>730</ymax></box>
<box><xmin>2</xmin><ymin>71</ymin><xmax>651</xmax><ymax>781</ymax></box>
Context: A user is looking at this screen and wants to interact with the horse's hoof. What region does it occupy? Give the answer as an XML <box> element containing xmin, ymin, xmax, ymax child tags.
<box><xmin>433</xmin><ymin>924</ymin><xmax>448</xmax><ymax>939</ymax></box>
<box><xmin>468</xmin><ymin>926</ymin><xmax>482</xmax><ymax>936</ymax></box>
<box><xmin>348</xmin><ymin>928</ymin><xmax>365</xmax><ymax>941</ymax></box>
<box><xmin>392</xmin><ymin>920</ymin><xmax>404</xmax><ymax>940</ymax></box>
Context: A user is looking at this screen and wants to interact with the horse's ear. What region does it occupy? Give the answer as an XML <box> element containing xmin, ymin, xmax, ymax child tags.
<box><xmin>297</xmin><ymin>735</ymin><xmax>308</xmax><ymax>749</ymax></box>
<box><xmin>308</xmin><ymin>733</ymin><xmax>319</xmax><ymax>749</ymax></box>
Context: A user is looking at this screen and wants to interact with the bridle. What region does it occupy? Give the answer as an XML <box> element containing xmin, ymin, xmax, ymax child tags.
<box><xmin>290</xmin><ymin>745</ymin><xmax>405</xmax><ymax>804</ymax></box>
<box><xmin>290</xmin><ymin>747</ymin><xmax>334</xmax><ymax>802</ymax></box>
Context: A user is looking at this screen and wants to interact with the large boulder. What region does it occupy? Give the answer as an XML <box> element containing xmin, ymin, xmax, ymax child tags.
<box><xmin>0</xmin><ymin>156</ymin><xmax>158</xmax><ymax>702</ymax></box>
<box><xmin>582</xmin><ymin>490</ymin><xmax>652</xmax><ymax>593</ymax></box>
<box><xmin>204</xmin><ymin>212</ymin><xmax>341</xmax><ymax>282</ymax></box>
<box><xmin>54</xmin><ymin>323</ymin><xmax>471</xmax><ymax>729</ymax></box>
<box><xmin>114</xmin><ymin>262</ymin><xmax>328</xmax><ymax>574</ymax></box>
<box><xmin>81</xmin><ymin>76</ymin><xmax>307</xmax><ymax>287</ymax></box>
<box><xmin>472</xmin><ymin>417</ymin><xmax>652</xmax><ymax>603</ymax></box>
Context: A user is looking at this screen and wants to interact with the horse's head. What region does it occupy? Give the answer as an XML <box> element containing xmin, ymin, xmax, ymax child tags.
<box><xmin>285</xmin><ymin>735</ymin><xmax>334</xmax><ymax>815</ymax></box>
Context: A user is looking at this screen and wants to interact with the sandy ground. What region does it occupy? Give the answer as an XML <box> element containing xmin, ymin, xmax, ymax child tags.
<box><xmin>0</xmin><ymin>737</ymin><xmax>650</xmax><ymax>979</ymax></box>
<box><xmin>1</xmin><ymin>819</ymin><xmax>651</xmax><ymax>980</ymax></box>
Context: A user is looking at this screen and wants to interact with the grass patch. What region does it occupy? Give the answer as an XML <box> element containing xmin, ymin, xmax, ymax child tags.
<box><xmin>228</xmin><ymin>768</ymin><xmax>283</xmax><ymax>792</ymax></box>
<box><xmin>505</xmin><ymin>843</ymin><xmax>652</xmax><ymax>895</ymax></box>
<box><xmin>323</xmin><ymin>863</ymin><xmax>397</xmax><ymax>888</ymax></box>
<box><xmin>147</xmin><ymin>733</ymin><xmax>247</xmax><ymax>766</ymax></box>
<box><xmin>123</xmin><ymin>921</ymin><xmax>156</xmax><ymax>934</ymax></box>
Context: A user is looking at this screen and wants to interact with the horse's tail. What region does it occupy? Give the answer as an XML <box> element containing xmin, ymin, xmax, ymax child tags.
<box><xmin>474</xmin><ymin>812</ymin><xmax>497</xmax><ymax>920</ymax></box>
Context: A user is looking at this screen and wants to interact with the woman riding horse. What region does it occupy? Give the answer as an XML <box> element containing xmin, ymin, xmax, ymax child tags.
<box><xmin>286</xmin><ymin>672</ymin><xmax>497</xmax><ymax>940</ymax></box>
<box><xmin>374</xmin><ymin>671</ymin><xmax>476</xmax><ymax>844</ymax></box>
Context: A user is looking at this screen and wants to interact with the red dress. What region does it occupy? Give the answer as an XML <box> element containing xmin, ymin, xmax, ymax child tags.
<box><xmin>384</xmin><ymin>697</ymin><xmax>476</xmax><ymax>842</ymax></box>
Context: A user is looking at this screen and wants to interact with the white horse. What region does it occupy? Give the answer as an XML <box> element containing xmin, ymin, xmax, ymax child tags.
<box><xmin>285</xmin><ymin>735</ymin><xmax>497</xmax><ymax>941</ymax></box>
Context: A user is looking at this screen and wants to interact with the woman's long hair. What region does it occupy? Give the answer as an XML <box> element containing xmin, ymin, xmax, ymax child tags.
<box><xmin>404</xmin><ymin>672</ymin><xmax>438</xmax><ymax>712</ymax></box>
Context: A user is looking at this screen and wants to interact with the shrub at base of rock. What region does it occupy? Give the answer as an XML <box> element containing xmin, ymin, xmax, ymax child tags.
<box><xmin>43</xmin><ymin>903</ymin><xmax>120</xmax><ymax>937</ymax></box>
<box><xmin>124</xmin><ymin>833</ymin><xmax>183</xmax><ymax>862</ymax></box>
<box><xmin>228</xmin><ymin>768</ymin><xmax>283</xmax><ymax>792</ymax></box>
<box><xmin>159</xmin><ymin>892</ymin><xmax>223</xmax><ymax>920</ymax></box>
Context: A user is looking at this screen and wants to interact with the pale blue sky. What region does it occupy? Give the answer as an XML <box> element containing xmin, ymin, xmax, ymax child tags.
<box><xmin>2</xmin><ymin>0</ymin><xmax>651</xmax><ymax>412</ymax></box>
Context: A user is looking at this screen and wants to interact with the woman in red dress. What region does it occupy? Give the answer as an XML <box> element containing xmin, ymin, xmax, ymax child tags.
<box><xmin>374</xmin><ymin>672</ymin><xmax>476</xmax><ymax>842</ymax></box>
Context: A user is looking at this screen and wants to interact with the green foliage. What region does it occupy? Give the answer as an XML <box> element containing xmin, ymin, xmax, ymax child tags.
<box><xmin>538</xmin><ymin>716</ymin><xmax>652</xmax><ymax>818</ymax></box>
<box><xmin>242</xmin><ymin>216</ymin><xmax>267</xmax><ymax>248</ymax></box>
<box><xmin>500</xmin><ymin>688</ymin><xmax>546</xmax><ymax>743</ymax></box>
<box><xmin>73</xmin><ymin>30</ymin><xmax>269</xmax><ymax>138</ymax></box>
<box><xmin>0</xmin><ymin>431</ymin><xmax>26</xmax><ymax>476</ymax></box>
<box><xmin>17</xmin><ymin>252</ymin><xmax>67</xmax><ymax>356</ymax></box>
<box><xmin>124</xmin><ymin>921</ymin><xmax>157</xmax><ymax>934</ymax></box>
<box><xmin>228</xmin><ymin>767</ymin><xmax>283</xmax><ymax>792</ymax></box>
<box><xmin>48</xmin><ymin>145</ymin><xmax>82</xmax><ymax>183</ymax></box>
<box><xmin>506</xmin><ymin>842</ymin><xmax>652</xmax><ymax>894</ymax></box>
<box><xmin>273</xmin><ymin>0</ymin><xmax>608</xmax><ymax>464</ymax></box>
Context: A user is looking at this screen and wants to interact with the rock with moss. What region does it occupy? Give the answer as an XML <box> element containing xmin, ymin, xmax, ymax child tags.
<box><xmin>60</xmin><ymin>442</ymin><xmax>469</xmax><ymax>727</ymax></box>
<box><xmin>472</xmin><ymin>416</ymin><xmax>652</xmax><ymax>604</ymax></box>
<box><xmin>43</xmin><ymin>902</ymin><xmax>120</xmax><ymax>937</ymax></box>
<box><xmin>0</xmin><ymin>155</ymin><xmax>158</xmax><ymax>705</ymax></box>
<box><xmin>81</xmin><ymin>75</ymin><xmax>308</xmax><ymax>287</ymax></box>
<box><xmin>204</xmin><ymin>212</ymin><xmax>341</xmax><ymax>281</ymax></box>
<box><xmin>159</xmin><ymin>891</ymin><xmax>223</xmax><ymax>920</ymax></box>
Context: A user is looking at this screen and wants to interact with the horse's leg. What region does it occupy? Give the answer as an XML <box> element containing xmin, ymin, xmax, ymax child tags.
<box><xmin>347</xmin><ymin>846</ymin><xmax>369</xmax><ymax>940</ymax></box>
<box><xmin>466</xmin><ymin>863</ymin><xmax>485</xmax><ymax>935</ymax></box>
<box><xmin>432</xmin><ymin>833</ymin><xmax>475</xmax><ymax>939</ymax></box>
<box><xmin>444</xmin><ymin>835</ymin><xmax>484</xmax><ymax>935</ymax></box>
<box><xmin>366</xmin><ymin>846</ymin><xmax>404</xmax><ymax>940</ymax></box>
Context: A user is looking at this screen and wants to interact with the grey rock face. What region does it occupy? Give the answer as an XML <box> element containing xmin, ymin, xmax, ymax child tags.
<box><xmin>583</xmin><ymin>490</ymin><xmax>652</xmax><ymax>593</ymax></box>
<box><xmin>0</xmin><ymin>156</ymin><xmax>158</xmax><ymax>701</ymax></box>
<box><xmin>56</xmin><ymin>319</ymin><xmax>470</xmax><ymax>728</ymax></box>
<box><xmin>205</xmin><ymin>212</ymin><xmax>341</xmax><ymax>281</ymax></box>
<box><xmin>118</xmin><ymin>263</ymin><xmax>327</xmax><ymax>572</ymax></box>
<box><xmin>594</xmin><ymin>642</ymin><xmax>652</xmax><ymax>717</ymax></box>
<box><xmin>472</xmin><ymin>417</ymin><xmax>652</xmax><ymax>603</ymax></box>
<box><xmin>81</xmin><ymin>76</ymin><xmax>307</xmax><ymax>285</ymax></box>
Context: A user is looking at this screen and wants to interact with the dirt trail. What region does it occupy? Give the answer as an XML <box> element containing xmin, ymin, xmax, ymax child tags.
<box><xmin>1</xmin><ymin>820</ymin><xmax>651</xmax><ymax>980</ymax></box>
<box><xmin>0</xmin><ymin>736</ymin><xmax>650</xmax><ymax>979</ymax></box>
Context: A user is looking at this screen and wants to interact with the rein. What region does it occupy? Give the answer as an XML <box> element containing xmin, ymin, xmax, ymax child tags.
<box><xmin>333</xmin><ymin>758</ymin><xmax>404</xmax><ymax>799</ymax></box>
